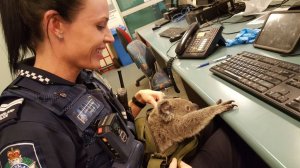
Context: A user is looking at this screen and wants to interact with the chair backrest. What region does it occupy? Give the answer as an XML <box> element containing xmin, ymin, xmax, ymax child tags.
<box><xmin>126</xmin><ymin>40</ymin><xmax>156</xmax><ymax>78</ymax></box>
<box><xmin>116</xmin><ymin>27</ymin><xmax>132</xmax><ymax>53</ymax></box>
<box><xmin>127</xmin><ymin>40</ymin><xmax>173</xmax><ymax>91</ymax></box>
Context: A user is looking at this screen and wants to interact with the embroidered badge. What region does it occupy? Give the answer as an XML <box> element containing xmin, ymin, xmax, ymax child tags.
<box><xmin>0</xmin><ymin>98</ymin><xmax>24</xmax><ymax>124</ymax></box>
<box><xmin>0</xmin><ymin>143</ymin><xmax>42</xmax><ymax>168</ymax></box>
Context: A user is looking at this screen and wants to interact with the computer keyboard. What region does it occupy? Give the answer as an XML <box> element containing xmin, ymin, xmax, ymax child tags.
<box><xmin>210</xmin><ymin>51</ymin><xmax>300</xmax><ymax>120</ymax></box>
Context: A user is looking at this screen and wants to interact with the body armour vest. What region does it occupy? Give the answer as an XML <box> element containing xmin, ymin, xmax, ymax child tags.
<box><xmin>1</xmin><ymin>70</ymin><xmax>128</xmax><ymax>168</ymax></box>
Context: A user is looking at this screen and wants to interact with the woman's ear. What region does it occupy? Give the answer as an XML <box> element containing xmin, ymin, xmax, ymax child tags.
<box><xmin>42</xmin><ymin>10</ymin><xmax>64</xmax><ymax>40</ymax></box>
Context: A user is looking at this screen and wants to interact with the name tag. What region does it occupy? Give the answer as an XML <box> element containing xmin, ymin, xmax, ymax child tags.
<box><xmin>65</xmin><ymin>94</ymin><xmax>104</xmax><ymax>131</ymax></box>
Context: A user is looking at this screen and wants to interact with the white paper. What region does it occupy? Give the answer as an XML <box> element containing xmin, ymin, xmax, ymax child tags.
<box><xmin>240</xmin><ymin>0</ymin><xmax>273</xmax><ymax>16</ymax></box>
<box><xmin>246</xmin><ymin>7</ymin><xmax>290</xmax><ymax>25</ymax></box>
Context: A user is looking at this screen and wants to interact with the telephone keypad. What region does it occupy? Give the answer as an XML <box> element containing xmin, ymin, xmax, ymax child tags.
<box><xmin>178</xmin><ymin>25</ymin><xmax>224</xmax><ymax>59</ymax></box>
<box><xmin>198</xmin><ymin>38</ymin><xmax>210</xmax><ymax>52</ymax></box>
<box><xmin>185</xmin><ymin>29</ymin><xmax>220</xmax><ymax>54</ymax></box>
<box><xmin>187</xmin><ymin>36</ymin><xmax>211</xmax><ymax>53</ymax></box>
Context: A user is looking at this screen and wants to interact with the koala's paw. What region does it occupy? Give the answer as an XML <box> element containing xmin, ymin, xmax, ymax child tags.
<box><xmin>216</xmin><ymin>100</ymin><xmax>237</xmax><ymax>114</ymax></box>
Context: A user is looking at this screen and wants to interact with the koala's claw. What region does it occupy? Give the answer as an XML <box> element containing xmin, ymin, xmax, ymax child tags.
<box><xmin>220</xmin><ymin>100</ymin><xmax>235</xmax><ymax>105</ymax></box>
<box><xmin>216</xmin><ymin>99</ymin><xmax>236</xmax><ymax>105</ymax></box>
<box><xmin>225</xmin><ymin>103</ymin><xmax>237</xmax><ymax>109</ymax></box>
<box><xmin>216</xmin><ymin>100</ymin><xmax>237</xmax><ymax>113</ymax></box>
<box><xmin>216</xmin><ymin>99</ymin><xmax>222</xmax><ymax>105</ymax></box>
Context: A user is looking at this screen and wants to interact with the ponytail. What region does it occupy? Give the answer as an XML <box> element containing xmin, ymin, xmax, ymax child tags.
<box><xmin>0</xmin><ymin>0</ymin><xmax>32</xmax><ymax>75</ymax></box>
<box><xmin>0</xmin><ymin>0</ymin><xmax>83</xmax><ymax>75</ymax></box>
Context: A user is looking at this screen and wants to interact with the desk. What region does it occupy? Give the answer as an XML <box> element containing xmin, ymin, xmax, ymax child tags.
<box><xmin>136</xmin><ymin>17</ymin><xmax>300</xmax><ymax>168</ymax></box>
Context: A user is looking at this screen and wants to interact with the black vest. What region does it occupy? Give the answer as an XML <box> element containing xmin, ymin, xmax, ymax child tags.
<box><xmin>1</xmin><ymin>70</ymin><xmax>128</xmax><ymax>168</ymax></box>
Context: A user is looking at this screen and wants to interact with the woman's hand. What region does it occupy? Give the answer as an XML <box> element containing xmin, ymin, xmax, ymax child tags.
<box><xmin>169</xmin><ymin>158</ymin><xmax>192</xmax><ymax>168</ymax></box>
<box><xmin>129</xmin><ymin>89</ymin><xmax>165</xmax><ymax>117</ymax></box>
<box><xmin>135</xmin><ymin>89</ymin><xmax>165</xmax><ymax>107</ymax></box>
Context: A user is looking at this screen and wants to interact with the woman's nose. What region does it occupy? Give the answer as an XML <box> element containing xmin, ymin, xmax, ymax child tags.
<box><xmin>104</xmin><ymin>29</ymin><xmax>115</xmax><ymax>44</ymax></box>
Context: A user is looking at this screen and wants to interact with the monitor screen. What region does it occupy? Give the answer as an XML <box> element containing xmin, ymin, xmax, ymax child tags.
<box><xmin>254</xmin><ymin>11</ymin><xmax>300</xmax><ymax>54</ymax></box>
<box><xmin>171</xmin><ymin>0</ymin><xmax>178</xmax><ymax>7</ymax></box>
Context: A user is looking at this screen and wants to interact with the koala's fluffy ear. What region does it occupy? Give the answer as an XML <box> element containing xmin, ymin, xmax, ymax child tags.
<box><xmin>157</xmin><ymin>99</ymin><xmax>175</xmax><ymax>122</ymax></box>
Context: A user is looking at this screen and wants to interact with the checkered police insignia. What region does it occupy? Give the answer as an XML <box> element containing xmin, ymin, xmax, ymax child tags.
<box><xmin>19</xmin><ymin>69</ymin><xmax>50</xmax><ymax>84</ymax></box>
<box><xmin>0</xmin><ymin>142</ymin><xmax>42</xmax><ymax>168</ymax></box>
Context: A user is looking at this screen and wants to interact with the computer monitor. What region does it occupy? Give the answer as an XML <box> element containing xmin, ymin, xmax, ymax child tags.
<box><xmin>193</xmin><ymin>0</ymin><xmax>214</xmax><ymax>6</ymax></box>
<box><xmin>254</xmin><ymin>10</ymin><xmax>300</xmax><ymax>54</ymax></box>
<box><xmin>171</xmin><ymin>0</ymin><xmax>179</xmax><ymax>7</ymax></box>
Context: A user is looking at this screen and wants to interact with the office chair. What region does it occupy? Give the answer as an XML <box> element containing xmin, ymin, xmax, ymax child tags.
<box><xmin>116</xmin><ymin>27</ymin><xmax>132</xmax><ymax>52</ymax></box>
<box><xmin>127</xmin><ymin>40</ymin><xmax>173</xmax><ymax>91</ymax></box>
<box><xmin>116</xmin><ymin>27</ymin><xmax>147</xmax><ymax>86</ymax></box>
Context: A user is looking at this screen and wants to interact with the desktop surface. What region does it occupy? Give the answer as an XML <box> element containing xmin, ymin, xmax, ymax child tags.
<box><xmin>136</xmin><ymin>18</ymin><xmax>300</xmax><ymax>168</ymax></box>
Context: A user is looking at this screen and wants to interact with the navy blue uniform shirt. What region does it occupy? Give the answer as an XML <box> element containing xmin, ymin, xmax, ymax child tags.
<box><xmin>0</xmin><ymin>61</ymin><xmax>114</xmax><ymax>168</ymax></box>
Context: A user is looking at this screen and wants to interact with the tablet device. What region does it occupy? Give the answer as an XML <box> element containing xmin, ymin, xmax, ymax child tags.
<box><xmin>253</xmin><ymin>10</ymin><xmax>300</xmax><ymax>54</ymax></box>
<box><xmin>159</xmin><ymin>27</ymin><xmax>186</xmax><ymax>38</ymax></box>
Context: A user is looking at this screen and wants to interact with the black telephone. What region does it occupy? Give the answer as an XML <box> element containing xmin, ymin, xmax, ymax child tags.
<box><xmin>175</xmin><ymin>22</ymin><xmax>226</xmax><ymax>59</ymax></box>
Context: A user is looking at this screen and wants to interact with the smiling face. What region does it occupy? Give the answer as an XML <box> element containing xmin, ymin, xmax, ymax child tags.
<box><xmin>60</xmin><ymin>0</ymin><xmax>114</xmax><ymax>70</ymax></box>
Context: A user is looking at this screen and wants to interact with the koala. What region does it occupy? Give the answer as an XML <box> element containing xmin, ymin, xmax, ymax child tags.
<box><xmin>147</xmin><ymin>98</ymin><xmax>236</xmax><ymax>153</ymax></box>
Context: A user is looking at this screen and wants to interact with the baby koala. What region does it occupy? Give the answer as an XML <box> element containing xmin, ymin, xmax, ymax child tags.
<box><xmin>147</xmin><ymin>97</ymin><xmax>236</xmax><ymax>153</ymax></box>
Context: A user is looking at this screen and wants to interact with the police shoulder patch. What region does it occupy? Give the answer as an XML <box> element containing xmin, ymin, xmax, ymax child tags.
<box><xmin>0</xmin><ymin>97</ymin><xmax>24</xmax><ymax>124</ymax></box>
<box><xmin>0</xmin><ymin>142</ymin><xmax>42</xmax><ymax>168</ymax></box>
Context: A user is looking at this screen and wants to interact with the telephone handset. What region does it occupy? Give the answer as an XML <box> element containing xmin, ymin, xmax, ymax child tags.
<box><xmin>175</xmin><ymin>23</ymin><xmax>226</xmax><ymax>59</ymax></box>
<box><xmin>175</xmin><ymin>22</ymin><xmax>199</xmax><ymax>55</ymax></box>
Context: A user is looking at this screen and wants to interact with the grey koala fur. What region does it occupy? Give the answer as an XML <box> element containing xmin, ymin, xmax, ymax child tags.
<box><xmin>147</xmin><ymin>98</ymin><xmax>236</xmax><ymax>153</ymax></box>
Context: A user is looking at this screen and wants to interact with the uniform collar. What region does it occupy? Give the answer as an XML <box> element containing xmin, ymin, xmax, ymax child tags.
<box><xmin>18</xmin><ymin>57</ymin><xmax>75</xmax><ymax>85</ymax></box>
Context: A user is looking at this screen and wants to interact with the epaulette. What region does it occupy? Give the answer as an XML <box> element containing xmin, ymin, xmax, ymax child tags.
<box><xmin>0</xmin><ymin>96</ymin><xmax>24</xmax><ymax>129</ymax></box>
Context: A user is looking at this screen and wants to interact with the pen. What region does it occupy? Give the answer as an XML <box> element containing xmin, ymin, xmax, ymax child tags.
<box><xmin>197</xmin><ymin>55</ymin><xmax>232</xmax><ymax>68</ymax></box>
